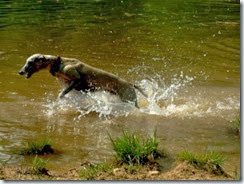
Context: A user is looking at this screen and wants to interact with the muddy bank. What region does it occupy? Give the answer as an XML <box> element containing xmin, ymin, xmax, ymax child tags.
<box><xmin>1</xmin><ymin>161</ymin><xmax>234</xmax><ymax>180</ymax></box>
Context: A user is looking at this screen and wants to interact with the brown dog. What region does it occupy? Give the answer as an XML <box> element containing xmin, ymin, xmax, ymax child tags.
<box><xmin>19</xmin><ymin>54</ymin><xmax>147</xmax><ymax>107</ymax></box>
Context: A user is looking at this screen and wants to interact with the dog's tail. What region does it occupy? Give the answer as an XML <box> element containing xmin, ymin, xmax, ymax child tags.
<box><xmin>134</xmin><ymin>85</ymin><xmax>148</xmax><ymax>98</ymax></box>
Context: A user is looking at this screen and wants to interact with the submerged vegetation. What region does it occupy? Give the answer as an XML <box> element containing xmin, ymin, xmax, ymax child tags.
<box><xmin>108</xmin><ymin>129</ymin><xmax>161</xmax><ymax>165</ymax></box>
<box><xmin>177</xmin><ymin>151</ymin><xmax>226</xmax><ymax>175</ymax></box>
<box><xmin>19</xmin><ymin>139</ymin><xmax>54</xmax><ymax>155</ymax></box>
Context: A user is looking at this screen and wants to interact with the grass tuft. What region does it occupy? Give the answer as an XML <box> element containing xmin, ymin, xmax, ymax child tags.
<box><xmin>122</xmin><ymin>164</ymin><xmax>143</xmax><ymax>174</ymax></box>
<box><xmin>79</xmin><ymin>163</ymin><xmax>111</xmax><ymax>180</ymax></box>
<box><xmin>19</xmin><ymin>139</ymin><xmax>54</xmax><ymax>155</ymax></box>
<box><xmin>233</xmin><ymin>167</ymin><xmax>240</xmax><ymax>180</ymax></box>
<box><xmin>108</xmin><ymin>129</ymin><xmax>161</xmax><ymax>165</ymax></box>
<box><xmin>230</xmin><ymin>118</ymin><xmax>240</xmax><ymax>135</ymax></box>
<box><xmin>178</xmin><ymin>151</ymin><xmax>226</xmax><ymax>175</ymax></box>
<box><xmin>32</xmin><ymin>155</ymin><xmax>49</xmax><ymax>175</ymax></box>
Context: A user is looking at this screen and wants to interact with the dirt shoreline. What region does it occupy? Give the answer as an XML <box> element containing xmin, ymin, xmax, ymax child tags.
<box><xmin>0</xmin><ymin>161</ymin><xmax>234</xmax><ymax>181</ymax></box>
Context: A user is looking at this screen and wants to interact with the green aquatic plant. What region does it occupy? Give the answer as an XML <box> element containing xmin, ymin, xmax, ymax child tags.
<box><xmin>79</xmin><ymin>163</ymin><xmax>111</xmax><ymax>180</ymax></box>
<box><xmin>108</xmin><ymin>129</ymin><xmax>161</xmax><ymax>165</ymax></box>
<box><xmin>19</xmin><ymin>139</ymin><xmax>54</xmax><ymax>155</ymax></box>
<box><xmin>32</xmin><ymin>155</ymin><xmax>49</xmax><ymax>175</ymax></box>
<box><xmin>178</xmin><ymin>151</ymin><xmax>226</xmax><ymax>175</ymax></box>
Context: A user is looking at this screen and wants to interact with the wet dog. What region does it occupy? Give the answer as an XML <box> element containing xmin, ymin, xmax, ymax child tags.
<box><xmin>19</xmin><ymin>54</ymin><xmax>147</xmax><ymax>107</ymax></box>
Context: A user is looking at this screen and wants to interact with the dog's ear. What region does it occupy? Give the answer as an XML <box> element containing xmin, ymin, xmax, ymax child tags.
<box><xmin>57</xmin><ymin>56</ymin><xmax>61</xmax><ymax>62</ymax></box>
<box><xmin>50</xmin><ymin>56</ymin><xmax>61</xmax><ymax>76</ymax></box>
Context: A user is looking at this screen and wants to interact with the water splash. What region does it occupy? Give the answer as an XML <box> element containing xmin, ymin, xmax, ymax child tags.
<box><xmin>43</xmin><ymin>69</ymin><xmax>239</xmax><ymax>119</ymax></box>
<box><xmin>44</xmin><ymin>90</ymin><xmax>139</xmax><ymax>119</ymax></box>
<box><xmin>136</xmin><ymin>71</ymin><xmax>196</xmax><ymax>116</ymax></box>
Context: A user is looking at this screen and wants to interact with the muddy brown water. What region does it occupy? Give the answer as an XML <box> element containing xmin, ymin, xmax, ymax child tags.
<box><xmin>0</xmin><ymin>0</ymin><xmax>240</xmax><ymax>175</ymax></box>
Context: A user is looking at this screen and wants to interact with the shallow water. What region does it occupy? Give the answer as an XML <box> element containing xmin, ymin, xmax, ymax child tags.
<box><xmin>0</xmin><ymin>0</ymin><xmax>240</xmax><ymax>174</ymax></box>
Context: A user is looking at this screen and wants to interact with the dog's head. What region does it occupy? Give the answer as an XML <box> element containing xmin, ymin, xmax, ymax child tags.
<box><xmin>19</xmin><ymin>54</ymin><xmax>48</xmax><ymax>78</ymax></box>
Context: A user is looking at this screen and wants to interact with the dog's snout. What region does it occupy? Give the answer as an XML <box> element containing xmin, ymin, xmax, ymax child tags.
<box><xmin>18</xmin><ymin>70</ymin><xmax>25</xmax><ymax>75</ymax></box>
<box><xmin>18</xmin><ymin>66</ymin><xmax>27</xmax><ymax>75</ymax></box>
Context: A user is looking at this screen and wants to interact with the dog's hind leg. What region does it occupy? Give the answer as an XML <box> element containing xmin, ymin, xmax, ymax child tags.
<box><xmin>134</xmin><ymin>85</ymin><xmax>148</xmax><ymax>98</ymax></box>
<box><xmin>118</xmin><ymin>85</ymin><xmax>139</xmax><ymax>108</ymax></box>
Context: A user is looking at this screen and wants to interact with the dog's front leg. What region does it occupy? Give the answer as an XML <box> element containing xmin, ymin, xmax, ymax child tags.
<box><xmin>58</xmin><ymin>81</ymin><xmax>77</xmax><ymax>99</ymax></box>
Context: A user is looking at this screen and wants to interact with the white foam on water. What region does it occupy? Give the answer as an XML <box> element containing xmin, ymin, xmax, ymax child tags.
<box><xmin>43</xmin><ymin>90</ymin><xmax>139</xmax><ymax>119</ymax></box>
<box><xmin>43</xmin><ymin>69</ymin><xmax>239</xmax><ymax>119</ymax></box>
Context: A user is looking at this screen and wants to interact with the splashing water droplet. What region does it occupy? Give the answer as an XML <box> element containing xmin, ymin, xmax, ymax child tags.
<box><xmin>42</xmin><ymin>66</ymin><xmax>239</xmax><ymax>119</ymax></box>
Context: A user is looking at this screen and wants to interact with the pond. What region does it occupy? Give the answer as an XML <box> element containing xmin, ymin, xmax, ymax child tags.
<box><xmin>0</xmin><ymin>0</ymin><xmax>240</xmax><ymax>174</ymax></box>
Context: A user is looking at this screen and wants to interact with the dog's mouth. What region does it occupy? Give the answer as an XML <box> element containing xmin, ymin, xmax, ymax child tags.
<box><xmin>19</xmin><ymin>62</ymin><xmax>37</xmax><ymax>78</ymax></box>
<box><xmin>18</xmin><ymin>70</ymin><xmax>25</xmax><ymax>76</ymax></box>
<box><xmin>18</xmin><ymin>70</ymin><xmax>34</xmax><ymax>79</ymax></box>
<box><xmin>26</xmin><ymin>71</ymin><xmax>33</xmax><ymax>79</ymax></box>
